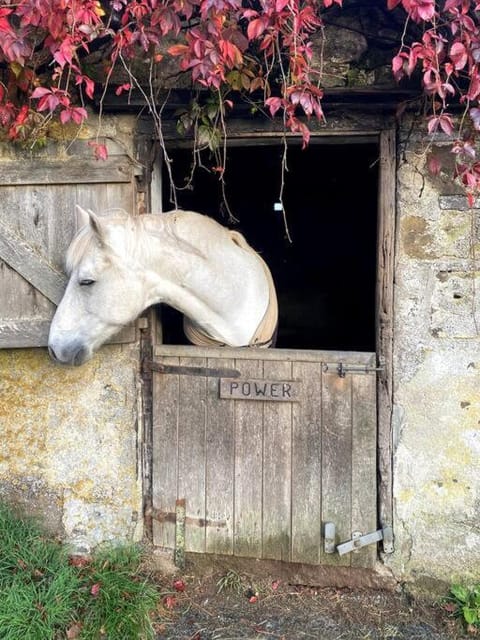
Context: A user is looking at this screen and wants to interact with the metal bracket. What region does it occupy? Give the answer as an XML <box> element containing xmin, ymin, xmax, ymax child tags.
<box><xmin>337</xmin><ymin>362</ymin><xmax>385</xmax><ymax>378</ymax></box>
<box><xmin>337</xmin><ymin>526</ymin><xmax>394</xmax><ymax>555</ymax></box>
<box><xmin>324</xmin><ymin>522</ymin><xmax>336</xmax><ymax>554</ymax></box>
<box><xmin>324</xmin><ymin>523</ymin><xmax>394</xmax><ymax>556</ymax></box>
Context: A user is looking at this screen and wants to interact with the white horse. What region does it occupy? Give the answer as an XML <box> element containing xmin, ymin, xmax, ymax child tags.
<box><xmin>48</xmin><ymin>207</ymin><xmax>278</xmax><ymax>366</ymax></box>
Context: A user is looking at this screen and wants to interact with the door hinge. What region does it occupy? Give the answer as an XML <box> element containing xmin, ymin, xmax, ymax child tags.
<box><xmin>324</xmin><ymin>523</ymin><xmax>394</xmax><ymax>555</ymax></box>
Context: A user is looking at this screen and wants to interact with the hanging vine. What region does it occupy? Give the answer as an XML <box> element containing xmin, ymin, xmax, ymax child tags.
<box><xmin>1</xmin><ymin>0</ymin><xmax>480</xmax><ymax>201</ymax></box>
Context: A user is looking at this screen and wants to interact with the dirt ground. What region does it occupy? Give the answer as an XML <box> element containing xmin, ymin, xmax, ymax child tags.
<box><xmin>149</xmin><ymin>560</ymin><xmax>469</xmax><ymax>640</ymax></box>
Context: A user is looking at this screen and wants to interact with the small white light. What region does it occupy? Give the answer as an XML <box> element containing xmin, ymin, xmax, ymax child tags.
<box><xmin>273</xmin><ymin>202</ymin><xmax>283</xmax><ymax>212</ymax></box>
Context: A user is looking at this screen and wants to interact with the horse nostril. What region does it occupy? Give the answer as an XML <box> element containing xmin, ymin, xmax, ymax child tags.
<box><xmin>48</xmin><ymin>346</ymin><xmax>58</xmax><ymax>361</ymax></box>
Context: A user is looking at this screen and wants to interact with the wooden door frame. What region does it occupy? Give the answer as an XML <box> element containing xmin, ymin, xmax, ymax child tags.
<box><xmin>145</xmin><ymin>126</ymin><xmax>397</xmax><ymax>552</ymax></box>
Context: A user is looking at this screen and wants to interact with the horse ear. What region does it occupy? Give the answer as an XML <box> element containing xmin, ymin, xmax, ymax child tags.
<box><xmin>76</xmin><ymin>205</ymin><xmax>90</xmax><ymax>230</ymax></box>
<box><xmin>75</xmin><ymin>205</ymin><xmax>106</xmax><ymax>243</ymax></box>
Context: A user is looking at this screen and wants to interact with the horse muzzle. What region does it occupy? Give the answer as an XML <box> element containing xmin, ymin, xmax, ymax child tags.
<box><xmin>48</xmin><ymin>340</ymin><xmax>92</xmax><ymax>366</ymax></box>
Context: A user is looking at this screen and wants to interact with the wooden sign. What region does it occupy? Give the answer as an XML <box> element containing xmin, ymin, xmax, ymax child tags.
<box><xmin>219</xmin><ymin>378</ymin><xmax>300</xmax><ymax>402</ymax></box>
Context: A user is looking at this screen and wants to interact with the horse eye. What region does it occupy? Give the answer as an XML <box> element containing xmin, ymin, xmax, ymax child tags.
<box><xmin>79</xmin><ymin>279</ymin><xmax>95</xmax><ymax>286</ymax></box>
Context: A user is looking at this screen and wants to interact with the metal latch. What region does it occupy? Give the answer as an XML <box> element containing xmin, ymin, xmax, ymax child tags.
<box><xmin>336</xmin><ymin>358</ymin><xmax>385</xmax><ymax>378</ymax></box>
<box><xmin>324</xmin><ymin>523</ymin><xmax>394</xmax><ymax>555</ymax></box>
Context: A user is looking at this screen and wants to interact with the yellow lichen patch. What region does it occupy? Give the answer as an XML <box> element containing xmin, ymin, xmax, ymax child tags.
<box><xmin>400</xmin><ymin>216</ymin><xmax>435</xmax><ymax>259</ymax></box>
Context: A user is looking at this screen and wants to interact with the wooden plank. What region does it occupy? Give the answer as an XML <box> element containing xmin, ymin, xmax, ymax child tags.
<box><xmin>177</xmin><ymin>356</ymin><xmax>207</xmax><ymax>553</ymax></box>
<box><xmin>152</xmin><ymin>356</ymin><xmax>180</xmax><ymax>549</ymax></box>
<box><xmin>321</xmin><ymin>372</ymin><xmax>352</xmax><ymax>567</ymax></box>
<box><xmin>291</xmin><ymin>361</ymin><xmax>322</xmax><ymax>565</ymax></box>
<box><xmin>351</xmin><ymin>373</ymin><xmax>378</xmax><ymax>568</ymax></box>
<box><xmin>75</xmin><ymin>181</ymin><xmax>136</xmax><ymax>217</ymax></box>
<box><xmin>262</xmin><ymin>359</ymin><xmax>292</xmax><ymax>561</ymax></box>
<box><xmin>205</xmin><ymin>357</ymin><xmax>235</xmax><ymax>555</ymax></box>
<box><xmin>0</xmin><ymin>218</ymin><xmax>67</xmax><ymax>305</ymax></box>
<box><xmin>0</xmin><ymin>319</ymin><xmax>53</xmax><ymax>348</ymax></box>
<box><xmin>0</xmin><ymin>159</ymin><xmax>133</xmax><ymax>186</ymax></box>
<box><xmin>233</xmin><ymin>358</ymin><xmax>264</xmax><ymax>558</ymax></box>
<box><xmin>155</xmin><ymin>344</ymin><xmax>376</xmax><ymax>365</ymax></box>
<box><xmin>377</xmin><ymin>128</ymin><xmax>396</xmax><ymax>533</ymax></box>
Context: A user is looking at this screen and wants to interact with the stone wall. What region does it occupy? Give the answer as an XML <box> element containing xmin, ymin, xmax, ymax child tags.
<box><xmin>388</xmin><ymin>124</ymin><xmax>480</xmax><ymax>590</ymax></box>
<box><xmin>0</xmin><ymin>114</ymin><xmax>144</xmax><ymax>552</ymax></box>
<box><xmin>0</xmin><ymin>345</ymin><xmax>142</xmax><ymax>553</ymax></box>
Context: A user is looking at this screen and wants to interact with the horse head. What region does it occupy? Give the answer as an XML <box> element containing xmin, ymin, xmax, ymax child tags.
<box><xmin>48</xmin><ymin>207</ymin><xmax>147</xmax><ymax>366</ymax></box>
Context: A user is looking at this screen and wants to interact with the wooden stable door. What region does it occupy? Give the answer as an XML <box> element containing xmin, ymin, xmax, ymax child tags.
<box><xmin>151</xmin><ymin>345</ymin><xmax>381</xmax><ymax>568</ymax></box>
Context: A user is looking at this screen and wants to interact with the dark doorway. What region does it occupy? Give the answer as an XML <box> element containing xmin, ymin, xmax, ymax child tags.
<box><xmin>161</xmin><ymin>140</ymin><xmax>379</xmax><ymax>352</ymax></box>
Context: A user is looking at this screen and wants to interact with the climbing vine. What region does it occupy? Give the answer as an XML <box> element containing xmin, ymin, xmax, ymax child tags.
<box><xmin>1</xmin><ymin>0</ymin><xmax>480</xmax><ymax>199</ymax></box>
<box><xmin>391</xmin><ymin>0</ymin><xmax>480</xmax><ymax>203</ymax></box>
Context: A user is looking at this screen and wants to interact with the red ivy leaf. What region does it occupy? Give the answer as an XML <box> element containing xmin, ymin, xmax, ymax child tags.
<box><xmin>91</xmin><ymin>582</ymin><xmax>101</xmax><ymax>597</ymax></box>
<box><xmin>88</xmin><ymin>141</ymin><xmax>108</xmax><ymax>160</ymax></box>
<box><xmin>265</xmin><ymin>96</ymin><xmax>283</xmax><ymax>117</ymax></box>
<box><xmin>450</xmin><ymin>41</ymin><xmax>468</xmax><ymax>70</ymax></box>
<box><xmin>427</xmin><ymin>154</ymin><xmax>442</xmax><ymax>175</ymax></box>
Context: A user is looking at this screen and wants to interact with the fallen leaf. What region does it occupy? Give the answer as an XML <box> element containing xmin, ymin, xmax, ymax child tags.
<box><xmin>91</xmin><ymin>582</ymin><xmax>101</xmax><ymax>597</ymax></box>
<box><xmin>173</xmin><ymin>578</ymin><xmax>186</xmax><ymax>592</ymax></box>
<box><xmin>66</xmin><ymin>622</ymin><xmax>82</xmax><ymax>639</ymax></box>
<box><xmin>271</xmin><ymin>580</ymin><xmax>280</xmax><ymax>591</ymax></box>
<box><xmin>164</xmin><ymin>595</ymin><xmax>176</xmax><ymax>609</ymax></box>
<box><xmin>249</xmin><ymin>595</ymin><xmax>258</xmax><ymax>604</ymax></box>
<box><xmin>69</xmin><ymin>555</ymin><xmax>91</xmax><ymax>567</ymax></box>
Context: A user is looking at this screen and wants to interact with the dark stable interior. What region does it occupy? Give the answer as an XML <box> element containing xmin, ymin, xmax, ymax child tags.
<box><xmin>160</xmin><ymin>141</ymin><xmax>379</xmax><ymax>352</ymax></box>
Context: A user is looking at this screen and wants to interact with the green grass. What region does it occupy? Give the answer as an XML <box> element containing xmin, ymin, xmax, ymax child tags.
<box><xmin>0</xmin><ymin>505</ymin><xmax>159</xmax><ymax>640</ymax></box>
<box><xmin>79</xmin><ymin>545</ymin><xmax>159</xmax><ymax>640</ymax></box>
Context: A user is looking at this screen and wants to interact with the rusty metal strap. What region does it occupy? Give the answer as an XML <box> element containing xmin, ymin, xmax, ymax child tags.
<box><xmin>146</xmin><ymin>506</ymin><xmax>226</xmax><ymax>529</ymax></box>
<box><xmin>150</xmin><ymin>362</ymin><xmax>240</xmax><ymax>378</ymax></box>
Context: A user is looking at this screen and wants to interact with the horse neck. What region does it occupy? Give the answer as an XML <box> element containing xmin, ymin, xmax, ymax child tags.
<box><xmin>137</xmin><ymin>214</ymin><xmax>218</xmax><ymax>312</ymax></box>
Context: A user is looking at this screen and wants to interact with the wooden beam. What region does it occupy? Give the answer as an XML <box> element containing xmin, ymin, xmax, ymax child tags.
<box><xmin>0</xmin><ymin>219</ymin><xmax>67</xmax><ymax>305</ymax></box>
<box><xmin>376</xmin><ymin>128</ymin><xmax>396</xmax><ymax>538</ymax></box>
<box><xmin>0</xmin><ymin>159</ymin><xmax>133</xmax><ymax>186</ymax></box>
<box><xmin>0</xmin><ymin>319</ymin><xmax>52</xmax><ymax>348</ymax></box>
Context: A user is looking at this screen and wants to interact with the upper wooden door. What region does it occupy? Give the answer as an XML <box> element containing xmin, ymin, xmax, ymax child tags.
<box><xmin>0</xmin><ymin>155</ymin><xmax>136</xmax><ymax>347</ymax></box>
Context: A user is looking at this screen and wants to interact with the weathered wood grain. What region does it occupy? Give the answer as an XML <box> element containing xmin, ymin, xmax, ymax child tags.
<box><xmin>321</xmin><ymin>372</ymin><xmax>353</xmax><ymax>567</ymax></box>
<box><xmin>0</xmin><ymin>159</ymin><xmax>133</xmax><ymax>186</ymax></box>
<box><xmin>177</xmin><ymin>356</ymin><xmax>207</xmax><ymax>553</ymax></box>
<box><xmin>351</xmin><ymin>373</ymin><xmax>377</xmax><ymax>568</ymax></box>
<box><xmin>205</xmin><ymin>357</ymin><xmax>235</xmax><ymax>555</ymax></box>
<box><xmin>152</xmin><ymin>356</ymin><xmax>180</xmax><ymax>549</ymax></box>
<box><xmin>376</xmin><ymin>128</ymin><xmax>396</xmax><ymax>534</ymax></box>
<box><xmin>0</xmin><ymin>218</ymin><xmax>67</xmax><ymax>305</ymax></box>
<box><xmin>262</xmin><ymin>359</ymin><xmax>292</xmax><ymax>561</ymax></box>
<box><xmin>233</xmin><ymin>358</ymin><xmax>264</xmax><ymax>558</ymax></box>
<box><xmin>291</xmin><ymin>360</ymin><xmax>323</xmax><ymax>565</ymax></box>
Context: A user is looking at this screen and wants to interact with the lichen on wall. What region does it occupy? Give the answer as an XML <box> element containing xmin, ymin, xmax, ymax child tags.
<box><xmin>0</xmin><ymin>344</ymin><xmax>142</xmax><ymax>552</ymax></box>
<box><xmin>390</xmin><ymin>128</ymin><xmax>480</xmax><ymax>589</ymax></box>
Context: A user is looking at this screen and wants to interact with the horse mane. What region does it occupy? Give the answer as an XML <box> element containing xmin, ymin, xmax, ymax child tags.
<box><xmin>66</xmin><ymin>208</ymin><xmax>251</xmax><ymax>275</ymax></box>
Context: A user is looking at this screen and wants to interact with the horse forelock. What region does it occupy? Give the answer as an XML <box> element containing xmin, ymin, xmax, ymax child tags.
<box><xmin>65</xmin><ymin>226</ymin><xmax>98</xmax><ymax>275</ymax></box>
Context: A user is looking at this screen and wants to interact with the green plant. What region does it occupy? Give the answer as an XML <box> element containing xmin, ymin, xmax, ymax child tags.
<box><xmin>216</xmin><ymin>569</ymin><xmax>246</xmax><ymax>595</ymax></box>
<box><xmin>78</xmin><ymin>545</ymin><xmax>159</xmax><ymax>640</ymax></box>
<box><xmin>0</xmin><ymin>505</ymin><xmax>159</xmax><ymax>640</ymax></box>
<box><xmin>446</xmin><ymin>584</ymin><xmax>480</xmax><ymax>629</ymax></box>
<box><xmin>0</xmin><ymin>505</ymin><xmax>81</xmax><ymax>640</ymax></box>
